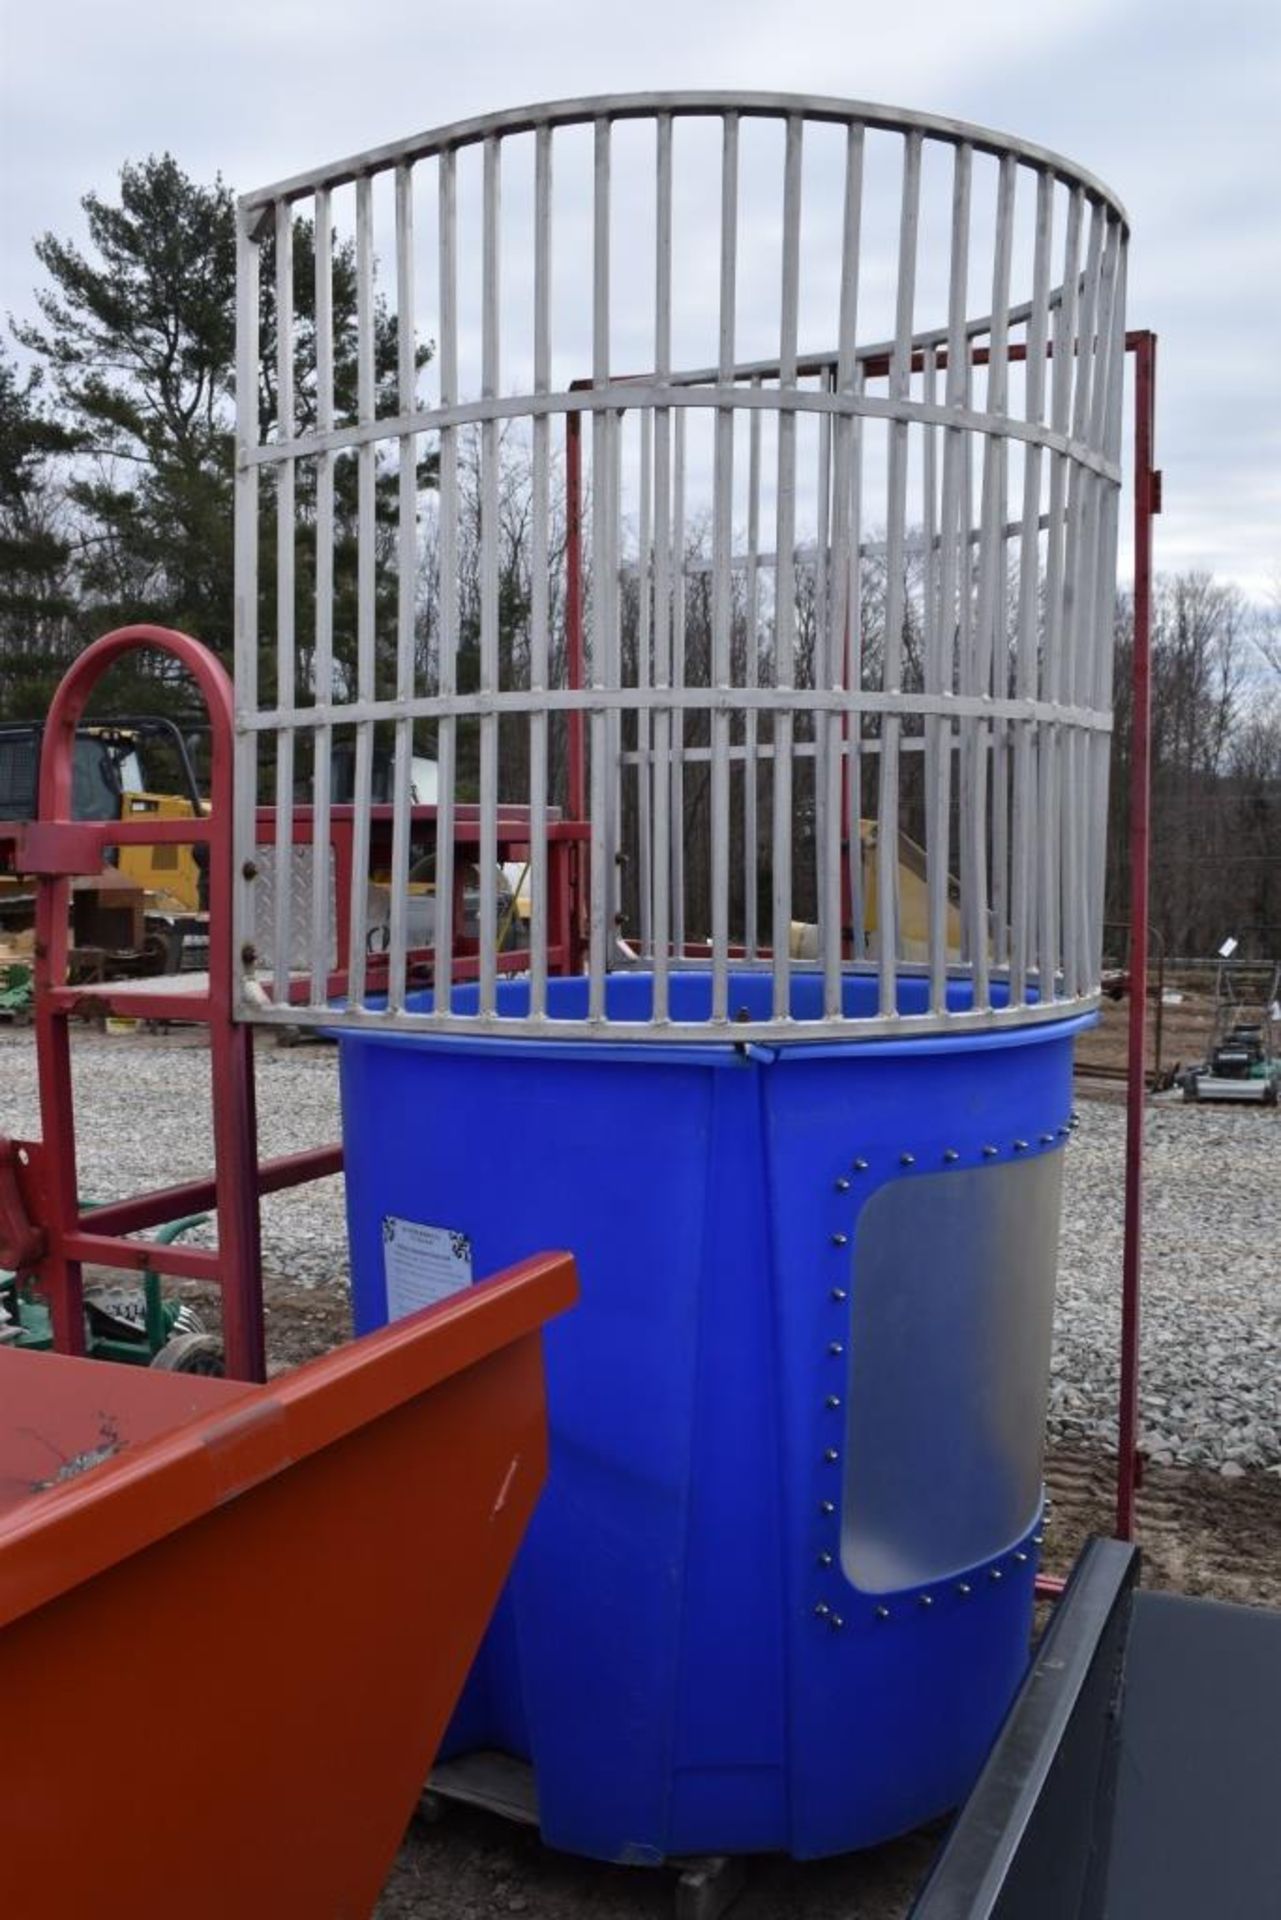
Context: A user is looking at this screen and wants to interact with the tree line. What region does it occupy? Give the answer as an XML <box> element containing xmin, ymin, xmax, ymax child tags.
<box><xmin>1107</xmin><ymin>574</ymin><xmax>1280</xmax><ymax>959</ymax></box>
<box><xmin>1</xmin><ymin>155</ymin><xmax>1276</xmax><ymax>960</ymax></box>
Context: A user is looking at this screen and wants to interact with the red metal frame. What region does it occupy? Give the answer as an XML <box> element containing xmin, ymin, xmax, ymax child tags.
<box><xmin>12</xmin><ymin>626</ymin><xmax>271</xmax><ymax>1378</ymax></box>
<box><xmin>260</xmin><ymin>802</ymin><xmax>586</xmax><ymax>1003</ymax></box>
<box><xmin>1034</xmin><ymin>329</ymin><xmax>1159</xmax><ymax>1598</ymax></box>
<box><xmin>1116</xmin><ymin>330</ymin><xmax>1158</xmax><ymax>1543</ymax></box>
<box><xmin>565</xmin><ymin>410</ymin><xmax>586</xmax><ymax>830</ymax></box>
<box><xmin>0</xmin><ymin>623</ymin><xmax>587</xmax><ymax>1385</ymax></box>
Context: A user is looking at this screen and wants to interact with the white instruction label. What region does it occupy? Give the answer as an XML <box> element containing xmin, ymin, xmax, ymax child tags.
<box><xmin>382</xmin><ymin>1215</ymin><xmax>474</xmax><ymax>1320</ymax></box>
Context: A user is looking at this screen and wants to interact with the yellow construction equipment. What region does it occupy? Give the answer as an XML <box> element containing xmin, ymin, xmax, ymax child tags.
<box><xmin>790</xmin><ymin>823</ymin><xmax>964</xmax><ymax>962</ymax></box>
<box><xmin>0</xmin><ymin>718</ymin><xmax>208</xmax><ymax>970</ymax></box>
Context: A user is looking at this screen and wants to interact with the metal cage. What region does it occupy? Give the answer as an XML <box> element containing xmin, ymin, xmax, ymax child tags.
<box><xmin>232</xmin><ymin>92</ymin><xmax>1128</xmax><ymax>1042</ymax></box>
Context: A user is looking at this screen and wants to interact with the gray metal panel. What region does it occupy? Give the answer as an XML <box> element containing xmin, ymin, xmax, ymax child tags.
<box><xmin>841</xmin><ymin>1153</ymin><xmax>1064</xmax><ymax>1592</ymax></box>
<box><xmin>254</xmin><ymin>844</ymin><xmax>337</xmax><ymax>974</ymax></box>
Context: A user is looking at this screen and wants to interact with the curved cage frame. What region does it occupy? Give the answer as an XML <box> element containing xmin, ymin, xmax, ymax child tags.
<box><xmin>232</xmin><ymin>92</ymin><xmax>1128</xmax><ymax>1043</ymax></box>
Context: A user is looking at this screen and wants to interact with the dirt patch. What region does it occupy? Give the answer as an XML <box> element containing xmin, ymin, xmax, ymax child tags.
<box><xmin>1074</xmin><ymin>980</ymin><xmax>1216</xmax><ymax>1085</ymax></box>
<box><xmin>169</xmin><ymin>1272</ymin><xmax>352</xmax><ymax>1373</ymax></box>
<box><xmin>376</xmin><ymin>1817</ymin><xmax>940</xmax><ymax>1920</ymax></box>
<box><xmin>1041</xmin><ymin>1444</ymin><xmax>1281</xmax><ymax>1609</ymax></box>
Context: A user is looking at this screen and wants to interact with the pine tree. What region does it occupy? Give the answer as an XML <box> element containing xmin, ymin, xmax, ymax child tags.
<box><xmin>13</xmin><ymin>154</ymin><xmax>430</xmax><ymax>712</ymax></box>
<box><xmin>13</xmin><ymin>156</ymin><xmax>238</xmax><ymax>659</ymax></box>
<box><xmin>0</xmin><ymin>349</ymin><xmax>77</xmax><ymax>716</ymax></box>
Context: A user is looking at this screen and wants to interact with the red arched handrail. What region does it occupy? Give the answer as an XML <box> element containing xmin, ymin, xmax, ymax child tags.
<box><xmin>35</xmin><ymin>625</ymin><xmax>236</xmax><ymax>1015</ymax></box>
<box><xmin>37</xmin><ymin>623</ymin><xmax>234</xmax><ymax>829</ymax></box>
<box><xmin>29</xmin><ymin>625</ymin><xmax>266</xmax><ymax>1379</ymax></box>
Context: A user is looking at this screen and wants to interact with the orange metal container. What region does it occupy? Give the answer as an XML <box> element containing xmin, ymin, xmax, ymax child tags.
<box><xmin>0</xmin><ymin>1253</ymin><xmax>576</xmax><ymax>1919</ymax></box>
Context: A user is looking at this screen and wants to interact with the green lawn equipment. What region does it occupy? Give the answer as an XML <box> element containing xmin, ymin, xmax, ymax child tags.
<box><xmin>0</xmin><ymin>1213</ymin><xmax>224</xmax><ymax>1372</ymax></box>
<box><xmin>0</xmin><ymin>961</ymin><xmax>33</xmax><ymax>1023</ymax></box>
<box><xmin>1181</xmin><ymin>960</ymin><xmax>1281</xmax><ymax>1106</ymax></box>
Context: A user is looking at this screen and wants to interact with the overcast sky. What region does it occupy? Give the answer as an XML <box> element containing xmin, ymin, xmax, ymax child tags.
<box><xmin>2</xmin><ymin>0</ymin><xmax>1277</xmax><ymax>599</ymax></box>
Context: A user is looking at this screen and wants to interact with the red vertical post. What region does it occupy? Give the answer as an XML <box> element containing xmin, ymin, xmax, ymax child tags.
<box><xmin>1116</xmin><ymin>332</ymin><xmax>1158</xmax><ymax>1541</ymax></box>
<box><xmin>564</xmin><ymin>406</ymin><xmax>588</xmax><ymax>963</ymax></box>
<box><xmin>202</xmin><ymin>653</ymin><xmax>266</xmax><ymax>1384</ymax></box>
<box><xmin>565</xmin><ymin>408</ymin><xmax>585</xmax><ymax>825</ymax></box>
<box><xmin>33</xmin><ymin>962</ymin><xmax>85</xmax><ymax>1354</ymax></box>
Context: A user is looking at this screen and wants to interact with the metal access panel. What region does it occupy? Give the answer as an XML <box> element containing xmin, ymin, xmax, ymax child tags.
<box><xmin>252</xmin><ymin>843</ymin><xmax>337</xmax><ymax>974</ymax></box>
<box><xmin>232</xmin><ymin>94</ymin><xmax>1127</xmax><ymax>1043</ymax></box>
<box><xmin>842</xmin><ymin>1152</ymin><xmax>1063</xmax><ymax>1592</ymax></box>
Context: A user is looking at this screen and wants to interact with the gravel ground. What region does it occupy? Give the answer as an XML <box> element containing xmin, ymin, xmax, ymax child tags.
<box><xmin>0</xmin><ymin>1026</ymin><xmax>350</xmax><ymax>1294</ymax></box>
<box><xmin>1</xmin><ymin>1024</ymin><xmax>1276</xmax><ymax>1472</ymax></box>
<box><xmin>3</xmin><ymin>1022</ymin><xmax>1278</xmax><ymax>1918</ymax></box>
<box><xmin>1053</xmin><ymin>1096</ymin><xmax>1280</xmax><ymax>1473</ymax></box>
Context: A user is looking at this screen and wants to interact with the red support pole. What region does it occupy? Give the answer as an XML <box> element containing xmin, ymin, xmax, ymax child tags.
<box><xmin>565</xmin><ymin>409</ymin><xmax>585</xmax><ymax>826</ymax></box>
<box><xmin>1116</xmin><ymin>333</ymin><xmax>1158</xmax><ymax>1542</ymax></box>
<box><xmin>32</xmin><ymin>985</ymin><xmax>83</xmax><ymax>1354</ymax></box>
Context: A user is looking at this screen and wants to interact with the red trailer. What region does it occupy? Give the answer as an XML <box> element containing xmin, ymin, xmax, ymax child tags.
<box><xmin>0</xmin><ymin>1252</ymin><xmax>576</xmax><ymax>1916</ymax></box>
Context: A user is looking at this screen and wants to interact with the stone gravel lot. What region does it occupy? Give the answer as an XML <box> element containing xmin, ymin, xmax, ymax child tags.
<box><xmin>0</xmin><ymin>1026</ymin><xmax>349</xmax><ymax>1291</ymax></box>
<box><xmin>2</xmin><ymin>1023</ymin><xmax>1278</xmax><ymax>1918</ymax></box>
<box><xmin>1054</xmin><ymin>1095</ymin><xmax>1280</xmax><ymax>1473</ymax></box>
<box><xmin>1</xmin><ymin>1025</ymin><xmax>1276</xmax><ymax>1473</ymax></box>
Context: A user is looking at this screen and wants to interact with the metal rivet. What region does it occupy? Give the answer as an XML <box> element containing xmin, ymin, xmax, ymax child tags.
<box><xmin>989</xmin><ymin>1568</ymin><xmax>1003</xmax><ymax>1583</ymax></box>
<box><xmin>817</xmin><ymin>1551</ymin><xmax>833</xmax><ymax>1568</ymax></box>
<box><xmin>834</xmin><ymin>1177</ymin><xmax>851</xmax><ymax>1192</ymax></box>
<box><xmin>1058</xmin><ymin>1124</ymin><xmax>1071</xmax><ymax>1137</ymax></box>
<box><xmin>852</xmin><ymin>1158</ymin><xmax>869</xmax><ymax>1173</ymax></box>
<box><xmin>1032</xmin><ymin>1534</ymin><xmax>1044</xmax><ymax>1548</ymax></box>
<box><xmin>982</xmin><ymin>1144</ymin><xmax>998</xmax><ymax>1158</ymax></box>
<box><xmin>814</xmin><ymin>1602</ymin><xmax>830</xmax><ymax>1618</ymax></box>
<box><xmin>823</xmin><ymin>1448</ymin><xmax>839</xmax><ymax>1464</ymax></box>
<box><xmin>899</xmin><ymin>1151</ymin><xmax>915</xmax><ymax>1167</ymax></box>
<box><xmin>918</xmin><ymin>1593</ymin><xmax>934</xmax><ymax>1609</ymax></box>
<box><xmin>1014</xmin><ymin>1551</ymin><xmax>1028</xmax><ymax>1565</ymax></box>
<box><xmin>955</xmin><ymin>1582</ymin><xmax>972</xmax><ymax>1598</ymax></box>
<box><xmin>830</xmin><ymin>1232</ymin><xmax>848</xmax><ymax>1247</ymax></box>
<box><xmin>829</xmin><ymin>1341</ymin><xmax>844</xmax><ymax>1356</ymax></box>
<box><xmin>875</xmin><ymin>1605</ymin><xmax>891</xmax><ymax>1621</ymax></box>
<box><xmin>1013</xmin><ymin>1139</ymin><xmax>1028</xmax><ymax>1152</ymax></box>
<box><xmin>828</xmin><ymin>1614</ymin><xmax>845</xmax><ymax>1631</ymax></box>
<box><xmin>943</xmin><ymin>1148</ymin><xmax>959</xmax><ymax>1163</ymax></box>
<box><xmin>825</xmin><ymin>1394</ymin><xmax>841</xmax><ymax>1410</ymax></box>
<box><xmin>830</xmin><ymin>1286</ymin><xmax>848</xmax><ymax>1303</ymax></box>
<box><xmin>1040</xmin><ymin>1132</ymin><xmax>1054</xmax><ymax>1145</ymax></box>
<box><xmin>819</xmin><ymin>1500</ymin><xmax>835</xmax><ymax>1515</ymax></box>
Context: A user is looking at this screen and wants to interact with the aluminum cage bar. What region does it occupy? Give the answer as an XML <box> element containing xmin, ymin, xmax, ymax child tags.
<box><xmin>233</xmin><ymin>93</ymin><xmax>1128</xmax><ymax>1044</ymax></box>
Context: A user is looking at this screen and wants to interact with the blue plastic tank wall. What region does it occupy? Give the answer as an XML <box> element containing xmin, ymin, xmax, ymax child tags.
<box><xmin>337</xmin><ymin>974</ymin><xmax>1087</xmax><ymax>1863</ymax></box>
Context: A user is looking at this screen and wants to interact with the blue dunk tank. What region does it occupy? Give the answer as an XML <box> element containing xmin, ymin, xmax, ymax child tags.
<box><xmin>340</xmin><ymin>981</ymin><xmax>1087</xmax><ymax>1861</ymax></box>
<box><xmin>231</xmin><ymin>95</ymin><xmax>1127</xmax><ymax>1867</ymax></box>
